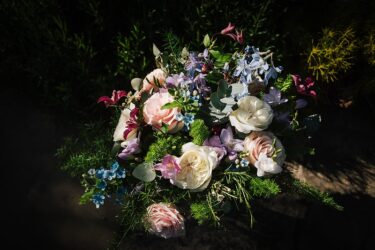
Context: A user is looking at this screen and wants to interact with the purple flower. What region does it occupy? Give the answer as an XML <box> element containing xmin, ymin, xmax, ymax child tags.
<box><xmin>118</xmin><ymin>136</ymin><xmax>141</xmax><ymax>160</ymax></box>
<box><xmin>220</xmin><ymin>126</ymin><xmax>244</xmax><ymax>160</ymax></box>
<box><xmin>274</xmin><ymin>111</ymin><xmax>291</xmax><ymax>128</ymax></box>
<box><xmin>263</xmin><ymin>87</ymin><xmax>288</xmax><ymax>106</ymax></box>
<box><xmin>193</xmin><ymin>74</ymin><xmax>211</xmax><ymax>97</ymax></box>
<box><xmin>203</xmin><ymin>135</ymin><xmax>227</xmax><ymax>160</ymax></box>
<box><xmin>166</xmin><ymin>73</ymin><xmax>186</xmax><ymax>88</ymax></box>
<box><xmin>154</xmin><ymin>155</ymin><xmax>181</xmax><ymax>180</ymax></box>
<box><xmin>203</xmin><ymin>126</ymin><xmax>244</xmax><ymax>161</ymax></box>
<box><xmin>295</xmin><ymin>99</ymin><xmax>308</xmax><ymax>109</ymax></box>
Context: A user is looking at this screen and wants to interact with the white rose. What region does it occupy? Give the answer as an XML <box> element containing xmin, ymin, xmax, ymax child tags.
<box><xmin>172</xmin><ymin>143</ymin><xmax>218</xmax><ymax>192</ymax></box>
<box><xmin>113</xmin><ymin>104</ymin><xmax>137</xmax><ymax>142</ymax></box>
<box><xmin>229</xmin><ymin>96</ymin><xmax>273</xmax><ymax>134</ymax></box>
<box><xmin>254</xmin><ymin>152</ymin><xmax>282</xmax><ymax>177</ymax></box>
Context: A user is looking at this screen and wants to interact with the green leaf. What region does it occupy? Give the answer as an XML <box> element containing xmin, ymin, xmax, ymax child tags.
<box><xmin>275</xmin><ymin>74</ymin><xmax>293</xmax><ymax>93</ymax></box>
<box><xmin>111</xmin><ymin>142</ymin><xmax>122</xmax><ymax>157</ymax></box>
<box><xmin>203</xmin><ymin>34</ymin><xmax>211</xmax><ymax>47</ymax></box>
<box><xmin>153</xmin><ymin>43</ymin><xmax>161</xmax><ymax>57</ymax></box>
<box><xmin>209</xmin><ymin>50</ymin><xmax>232</xmax><ymax>68</ymax></box>
<box><xmin>132</xmin><ymin>162</ymin><xmax>156</xmax><ymax>182</ymax></box>
<box><xmin>210</xmin><ymin>92</ymin><xmax>226</xmax><ymax>111</ymax></box>
<box><xmin>161</xmin><ymin>101</ymin><xmax>182</xmax><ymax>110</ymax></box>
<box><xmin>217</xmin><ymin>80</ymin><xmax>230</xmax><ymax>97</ymax></box>
<box><xmin>206</xmin><ymin>71</ymin><xmax>223</xmax><ymax>85</ymax></box>
<box><xmin>79</xmin><ymin>189</ymin><xmax>94</xmax><ymax>205</ymax></box>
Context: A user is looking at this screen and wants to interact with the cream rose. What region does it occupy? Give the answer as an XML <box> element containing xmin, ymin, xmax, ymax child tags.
<box><xmin>142</xmin><ymin>69</ymin><xmax>167</xmax><ymax>92</ymax></box>
<box><xmin>145</xmin><ymin>203</ymin><xmax>185</xmax><ymax>239</ymax></box>
<box><xmin>172</xmin><ymin>143</ymin><xmax>218</xmax><ymax>192</ymax></box>
<box><xmin>113</xmin><ymin>105</ymin><xmax>137</xmax><ymax>142</ymax></box>
<box><xmin>143</xmin><ymin>90</ymin><xmax>183</xmax><ymax>133</ymax></box>
<box><xmin>244</xmin><ymin>131</ymin><xmax>285</xmax><ymax>177</ymax></box>
<box><xmin>229</xmin><ymin>96</ymin><xmax>273</xmax><ymax>134</ymax></box>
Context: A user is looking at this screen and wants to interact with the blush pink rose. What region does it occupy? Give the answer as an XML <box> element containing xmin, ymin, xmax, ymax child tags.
<box><xmin>145</xmin><ymin>203</ymin><xmax>185</xmax><ymax>239</ymax></box>
<box><xmin>142</xmin><ymin>69</ymin><xmax>167</xmax><ymax>92</ymax></box>
<box><xmin>143</xmin><ymin>90</ymin><xmax>183</xmax><ymax>133</ymax></box>
<box><xmin>243</xmin><ymin>131</ymin><xmax>285</xmax><ymax>167</ymax></box>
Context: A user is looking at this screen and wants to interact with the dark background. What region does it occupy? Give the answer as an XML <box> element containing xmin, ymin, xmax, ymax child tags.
<box><xmin>1</xmin><ymin>0</ymin><xmax>374</xmax><ymax>249</ymax></box>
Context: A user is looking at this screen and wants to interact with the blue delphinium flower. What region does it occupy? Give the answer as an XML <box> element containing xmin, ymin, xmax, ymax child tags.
<box><xmin>103</xmin><ymin>169</ymin><xmax>116</xmax><ymax>181</ymax></box>
<box><xmin>96</xmin><ymin>168</ymin><xmax>105</xmax><ymax>179</ymax></box>
<box><xmin>240</xmin><ymin>158</ymin><xmax>249</xmax><ymax>168</ymax></box>
<box><xmin>175</xmin><ymin>113</ymin><xmax>184</xmax><ymax>121</ymax></box>
<box><xmin>92</xmin><ymin>193</ymin><xmax>105</xmax><ymax>208</ymax></box>
<box><xmin>183</xmin><ymin>113</ymin><xmax>195</xmax><ymax>131</ymax></box>
<box><xmin>97</xmin><ymin>180</ymin><xmax>107</xmax><ymax>191</ymax></box>
<box><xmin>116</xmin><ymin>168</ymin><xmax>126</xmax><ymax>179</ymax></box>
<box><xmin>111</xmin><ymin>162</ymin><xmax>119</xmax><ymax>172</ymax></box>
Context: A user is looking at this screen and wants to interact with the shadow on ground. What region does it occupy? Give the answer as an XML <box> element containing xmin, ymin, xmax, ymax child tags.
<box><xmin>1</xmin><ymin>90</ymin><xmax>374</xmax><ymax>249</ymax></box>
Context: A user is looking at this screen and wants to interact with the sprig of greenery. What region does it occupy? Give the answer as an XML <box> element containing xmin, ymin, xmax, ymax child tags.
<box><xmin>189</xmin><ymin>119</ymin><xmax>211</xmax><ymax>145</ymax></box>
<box><xmin>144</xmin><ymin>133</ymin><xmax>185</xmax><ymax>162</ymax></box>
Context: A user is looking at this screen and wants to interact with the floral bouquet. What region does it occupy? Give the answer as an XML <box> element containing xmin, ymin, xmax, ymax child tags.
<box><xmin>72</xmin><ymin>23</ymin><xmax>341</xmax><ymax>241</ymax></box>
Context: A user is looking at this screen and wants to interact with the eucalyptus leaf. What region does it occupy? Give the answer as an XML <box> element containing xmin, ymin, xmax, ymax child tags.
<box><xmin>217</xmin><ymin>80</ymin><xmax>229</xmax><ymax>97</ymax></box>
<box><xmin>111</xmin><ymin>142</ymin><xmax>122</xmax><ymax>156</ymax></box>
<box><xmin>131</xmin><ymin>78</ymin><xmax>142</xmax><ymax>91</ymax></box>
<box><xmin>153</xmin><ymin>43</ymin><xmax>161</xmax><ymax>57</ymax></box>
<box><xmin>132</xmin><ymin>162</ymin><xmax>156</xmax><ymax>182</ymax></box>
<box><xmin>210</xmin><ymin>92</ymin><xmax>226</xmax><ymax>111</ymax></box>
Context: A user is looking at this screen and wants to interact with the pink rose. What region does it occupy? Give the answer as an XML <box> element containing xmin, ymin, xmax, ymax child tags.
<box><xmin>143</xmin><ymin>90</ymin><xmax>183</xmax><ymax>133</ymax></box>
<box><xmin>145</xmin><ymin>203</ymin><xmax>185</xmax><ymax>239</ymax></box>
<box><xmin>142</xmin><ymin>69</ymin><xmax>167</xmax><ymax>92</ymax></box>
<box><xmin>243</xmin><ymin>131</ymin><xmax>285</xmax><ymax>176</ymax></box>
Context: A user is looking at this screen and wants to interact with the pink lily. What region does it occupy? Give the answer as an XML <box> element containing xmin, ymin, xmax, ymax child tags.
<box><xmin>291</xmin><ymin>75</ymin><xmax>317</xmax><ymax>97</ymax></box>
<box><xmin>123</xmin><ymin>107</ymin><xmax>139</xmax><ymax>139</ymax></box>
<box><xmin>220</xmin><ymin>22</ymin><xmax>235</xmax><ymax>35</ymax></box>
<box><xmin>97</xmin><ymin>90</ymin><xmax>127</xmax><ymax>107</ymax></box>
<box><xmin>236</xmin><ymin>30</ymin><xmax>244</xmax><ymax>44</ymax></box>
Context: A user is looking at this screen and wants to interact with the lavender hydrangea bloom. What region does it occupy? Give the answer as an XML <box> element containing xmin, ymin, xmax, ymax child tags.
<box><xmin>263</xmin><ymin>87</ymin><xmax>288</xmax><ymax>106</ymax></box>
<box><xmin>118</xmin><ymin>136</ymin><xmax>141</xmax><ymax>160</ymax></box>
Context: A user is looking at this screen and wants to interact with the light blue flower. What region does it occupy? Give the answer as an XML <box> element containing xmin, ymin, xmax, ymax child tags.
<box><xmin>95</xmin><ymin>168</ymin><xmax>105</xmax><ymax>180</ymax></box>
<box><xmin>111</xmin><ymin>162</ymin><xmax>120</xmax><ymax>172</ymax></box>
<box><xmin>92</xmin><ymin>193</ymin><xmax>105</xmax><ymax>208</ymax></box>
<box><xmin>116</xmin><ymin>168</ymin><xmax>126</xmax><ymax>179</ymax></box>
<box><xmin>240</xmin><ymin>158</ymin><xmax>249</xmax><ymax>168</ymax></box>
<box><xmin>97</xmin><ymin>180</ymin><xmax>107</xmax><ymax>191</ymax></box>
<box><xmin>103</xmin><ymin>170</ymin><xmax>116</xmax><ymax>181</ymax></box>
<box><xmin>183</xmin><ymin>113</ymin><xmax>195</xmax><ymax>124</ymax></box>
<box><xmin>175</xmin><ymin>113</ymin><xmax>184</xmax><ymax>121</ymax></box>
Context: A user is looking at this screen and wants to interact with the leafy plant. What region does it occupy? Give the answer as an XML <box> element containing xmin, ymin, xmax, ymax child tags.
<box><xmin>307</xmin><ymin>27</ymin><xmax>357</xmax><ymax>83</ymax></box>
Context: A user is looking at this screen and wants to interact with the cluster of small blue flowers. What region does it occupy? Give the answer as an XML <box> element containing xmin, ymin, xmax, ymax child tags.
<box><xmin>88</xmin><ymin>162</ymin><xmax>126</xmax><ymax>208</ymax></box>
<box><xmin>175</xmin><ymin>113</ymin><xmax>195</xmax><ymax>131</ymax></box>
